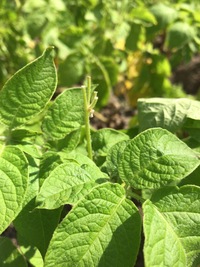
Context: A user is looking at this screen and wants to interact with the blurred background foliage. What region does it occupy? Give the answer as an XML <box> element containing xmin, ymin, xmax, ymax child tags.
<box><xmin>1</xmin><ymin>0</ymin><xmax>200</xmax><ymax>108</ymax></box>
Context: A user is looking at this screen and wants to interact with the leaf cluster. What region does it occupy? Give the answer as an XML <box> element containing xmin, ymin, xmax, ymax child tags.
<box><xmin>0</xmin><ymin>48</ymin><xmax>200</xmax><ymax>267</ymax></box>
<box><xmin>1</xmin><ymin>0</ymin><xmax>200</xmax><ymax>107</ymax></box>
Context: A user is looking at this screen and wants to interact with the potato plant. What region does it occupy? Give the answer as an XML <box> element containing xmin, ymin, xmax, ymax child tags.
<box><xmin>1</xmin><ymin>0</ymin><xmax>200</xmax><ymax>107</ymax></box>
<box><xmin>0</xmin><ymin>48</ymin><xmax>200</xmax><ymax>267</ymax></box>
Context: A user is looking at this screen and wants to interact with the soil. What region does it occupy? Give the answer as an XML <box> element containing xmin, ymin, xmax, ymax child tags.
<box><xmin>91</xmin><ymin>93</ymin><xmax>136</xmax><ymax>130</ymax></box>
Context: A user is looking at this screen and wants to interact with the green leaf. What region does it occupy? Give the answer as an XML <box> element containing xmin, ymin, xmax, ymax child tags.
<box><xmin>137</xmin><ymin>98</ymin><xmax>200</xmax><ymax>132</ymax></box>
<box><xmin>0</xmin><ymin>237</ymin><xmax>27</xmax><ymax>267</ymax></box>
<box><xmin>20</xmin><ymin>245</ymin><xmax>43</xmax><ymax>267</ymax></box>
<box><xmin>125</xmin><ymin>23</ymin><xmax>144</xmax><ymax>51</ymax></box>
<box><xmin>143</xmin><ymin>186</ymin><xmax>200</xmax><ymax>267</ymax></box>
<box><xmin>14</xmin><ymin>154</ymin><xmax>62</xmax><ymax>258</ymax></box>
<box><xmin>14</xmin><ymin>199</ymin><xmax>62</xmax><ymax>258</ymax></box>
<box><xmin>165</xmin><ymin>22</ymin><xmax>196</xmax><ymax>50</ymax></box>
<box><xmin>118</xmin><ymin>128</ymin><xmax>200</xmax><ymax>189</ymax></box>
<box><xmin>59</xmin><ymin>151</ymin><xmax>109</xmax><ymax>179</ymax></box>
<box><xmin>59</xmin><ymin>151</ymin><xmax>96</xmax><ymax>166</ymax></box>
<box><xmin>149</xmin><ymin>3</ymin><xmax>178</xmax><ymax>28</ymax></box>
<box><xmin>81</xmin><ymin>163</ymin><xmax>108</xmax><ymax>181</ymax></box>
<box><xmin>130</xmin><ymin>7</ymin><xmax>157</xmax><ymax>25</ymax></box>
<box><xmin>23</xmin><ymin>155</ymin><xmax>41</xmax><ymax>203</ymax></box>
<box><xmin>44</xmin><ymin>182</ymin><xmax>141</xmax><ymax>267</ymax></box>
<box><xmin>36</xmin><ymin>162</ymin><xmax>107</xmax><ymax>209</ymax></box>
<box><xmin>183</xmin><ymin>100</ymin><xmax>200</xmax><ymax>141</ymax></box>
<box><xmin>0</xmin><ymin>145</ymin><xmax>28</xmax><ymax>234</ymax></box>
<box><xmin>0</xmin><ymin>47</ymin><xmax>57</xmax><ymax>129</ymax></box>
<box><xmin>8</xmin><ymin>127</ymin><xmax>44</xmax><ymax>158</ymax></box>
<box><xmin>106</xmin><ymin>139</ymin><xmax>129</xmax><ymax>179</ymax></box>
<box><xmin>92</xmin><ymin>128</ymin><xmax>129</xmax><ymax>166</ymax></box>
<box><xmin>138</xmin><ymin>98</ymin><xmax>188</xmax><ymax>132</ymax></box>
<box><xmin>38</xmin><ymin>151</ymin><xmax>62</xmax><ymax>187</ymax></box>
<box><xmin>42</xmin><ymin>88</ymin><xmax>85</xmax><ymax>140</ymax></box>
<box><xmin>46</xmin><ymin>129</ymin><xmax>81</xmax><ymax>152</ymax></box>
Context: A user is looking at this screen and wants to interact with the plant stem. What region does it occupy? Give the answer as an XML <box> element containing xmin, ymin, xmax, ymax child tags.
<box><xmin>86</xmin><ymin>75</ymin><xmax>91</xmax><ymax>103</ymax></box>
<box><xmin>82</xmin><ymin>76</ymin><xmax>93</xmax><ymax>160</ymax></box>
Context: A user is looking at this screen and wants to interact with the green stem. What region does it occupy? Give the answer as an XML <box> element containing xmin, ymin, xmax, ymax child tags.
<box><xmin>86</xmin><ymin>76</ymin><xmax>91</xmax><ymax>103</ymax></box>
<box><xmin>82</xmin><ymin>76</ymin><xmax>93</xmax><ymax>160</ymax></box>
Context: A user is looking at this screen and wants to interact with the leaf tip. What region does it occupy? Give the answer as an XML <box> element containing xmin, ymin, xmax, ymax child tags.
<box><xmin>44</xmin><ymin>46</ymin><xmax>55</xmax><ymax>58</ymax></box>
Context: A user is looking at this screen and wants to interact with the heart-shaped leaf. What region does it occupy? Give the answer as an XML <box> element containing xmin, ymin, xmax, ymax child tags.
<box><xmin>119</xmin><ymin>128</ymin><xmax>200</xmax><ymax>189</ymax></box>
<box><xmin>0</xmin><ymin>47</ymin><xmax>57</xmax><ymax>130</ymax></box>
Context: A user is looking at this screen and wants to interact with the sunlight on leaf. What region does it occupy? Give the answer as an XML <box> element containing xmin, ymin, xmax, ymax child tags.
<box><xmin>44</xmin><ymin>182</ymin><xmax>141</xmax><ymax>267</ymax></box>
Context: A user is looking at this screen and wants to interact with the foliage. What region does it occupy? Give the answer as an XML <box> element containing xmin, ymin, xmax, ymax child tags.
<box><xmin>1</xmin><ymin>0</ymin><xmax>200</xmax><ymax>107</ymax></box>
<box><xmin>0</xmin><ymin>48</ymin><xmax>200</xmax><ymax>266</ymax></box>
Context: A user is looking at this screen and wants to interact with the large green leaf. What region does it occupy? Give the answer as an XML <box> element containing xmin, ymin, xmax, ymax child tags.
<box><xmin>42</xmin><ymin>88</ymin><xmax>85</xmax><ymax>140</ymax></box>
<box><xmin>0</xmin><ymin>47</ymin><xmax>57</xmax><ymax>129</ymax></box>
<box><xmin>118</xmin><ymin>128</ymin><xmax>200</xmax><ymax>189</ymax></box>
<box><xmin>44</xmin><ymin>182</ymin><xmax>141</xmax><ymax>267</ymax></box>
<box><xmin>143</xmin><ymin>186</ymin><xmax>200</xmax><ymax>267</ymax></box>
<box><xmin>138</xmin><ymin>98</ymin><xmax>188</xmax><ymax>132</ymax></box>
<box><xmin>137</xmin><ymin>98</ymin><xmax>200</xmax><ymax>132</ymax></box>
<box><xmin>0</xmin><ymin>145</ymin><xmax>28</xmax><ymax>234</ymax></box>
<box><xmin>36</xmin><ymin>162</ymin><xmax>107</xmax><ymax>209</ymax></box>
